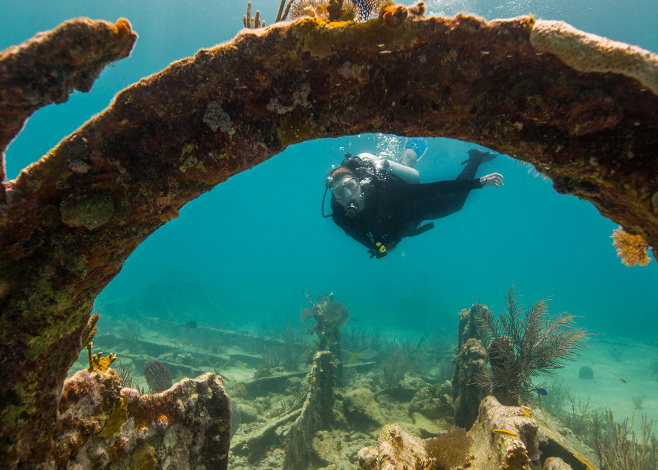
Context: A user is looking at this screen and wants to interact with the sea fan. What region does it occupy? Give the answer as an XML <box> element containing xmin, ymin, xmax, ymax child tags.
<box><xmin>611</xmin><ymin>227</ymin><xmax>651</xmax><ymax>266</ymax></box>
<box><xmin>351</xmin><ymin>0</ymin><xmax>387</xmax><ymax>20</ymax></box>
<box><xmin>289</xmin><ymin>0</ymin><xmax>383</xmax><ymax>22</ymax></box>
<box><xmin>143</xmin><ymin>359</ymin><xmax>173</xmax><ymax>394</ymax></box>
<box><xmin>476</xmin><ymin>287</ymin><xmax>589</xmax><ymax>405</ymax></box>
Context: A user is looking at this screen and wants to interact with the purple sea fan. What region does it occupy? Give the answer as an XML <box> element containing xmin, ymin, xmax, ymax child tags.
<box><xmin>143</xmin><ymin>359</ymin><xmax>172</xmax><ymax>393</ymax></box>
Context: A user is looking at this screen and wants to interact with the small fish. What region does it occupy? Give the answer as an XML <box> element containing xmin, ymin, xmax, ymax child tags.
<box><xmin>531</xmin><ymin>388</ymin><xmax>548</xmax><ymax>396</ymax></box>
<box><xmin>345</xmin><ymin>349</ymin><xmax>378</xmax><ymax>364</ymax></box>
<box><xmin>493</xmin><ymin>429</ymin><xmax>520</xmax><ymax>438</ymax></box>
<box><xmin>521</xmin><ymin>406</ymin><xmax>532</xmax><ymax>418</ymax></box>
<box><xmin>185</xmin><ymin>320</ymin><xmax>198</xmax><ymax>329</ymax></box>
<box><xmin>620</xmin><ymin>378</ymin><xmax>628</xmax><ymax>384</ymax></box>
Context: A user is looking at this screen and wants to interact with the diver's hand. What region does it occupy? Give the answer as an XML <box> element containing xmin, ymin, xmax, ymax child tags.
<box><xmin>480</xmin><ymin>173</ymin><xmax>504</xmax><ymax>187</ymax></box>
<box><xmin>368</xmin><ymin>248</ymin><xmax>388</xmax><ymax>259</ymax></box>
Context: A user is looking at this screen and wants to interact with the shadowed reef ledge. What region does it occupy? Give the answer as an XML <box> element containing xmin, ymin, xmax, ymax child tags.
<box><xmin>0</xmin><ymin>5</ymin><xmax>657</xmax><ymax>467</ymax></box>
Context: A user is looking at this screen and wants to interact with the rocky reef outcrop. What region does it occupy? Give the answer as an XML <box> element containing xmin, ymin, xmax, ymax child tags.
<box><xmin>51</xmin><ymin>370</ymin><xmax>231</xmax><ymax>469</ymax></box>
<box><xmin>358</xmin><ymin>395</ymin><xmax>597</xmax><ymax>469</ymax></box>
<box><xmin>1</xmin><ymin>4</ymin><xmax>656</xmax><ymax>467</ymax></box>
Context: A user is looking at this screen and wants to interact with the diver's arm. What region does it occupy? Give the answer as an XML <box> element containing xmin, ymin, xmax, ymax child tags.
<box><xmin>411</xmin><ymin>173</ymin><xmax>503</xmax><ymax>195</ymax></box>
<box><xmin>332</xmin><ymin>214</ymin><xmax>395</xmax><ymax>259</ymax></box>
<box><xmin>332</xmin><ymin>214</ymin><xmax>376</xmax><ymax>250</ymax></box>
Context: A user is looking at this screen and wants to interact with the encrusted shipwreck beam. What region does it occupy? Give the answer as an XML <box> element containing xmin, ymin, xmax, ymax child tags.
<box><xmin>1</xmin><ymin>5</ymin><xmax>657</xmax><ymax>466</ymax></box>
<box><xmin>0</xmin><ymin>18</ymin><xmax>137</xmax><ymax>189</ymax></box>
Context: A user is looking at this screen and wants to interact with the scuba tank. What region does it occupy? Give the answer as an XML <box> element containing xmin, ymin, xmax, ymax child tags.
<box><xmin>355</xmin><ymin>153</ymin><xmax>420</xmax><ymax>184</ymax></box>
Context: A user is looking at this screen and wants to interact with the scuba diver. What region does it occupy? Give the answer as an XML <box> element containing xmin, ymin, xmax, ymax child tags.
<box><xmin>323</xmin><ymin>138</ymin><xmax>503</xmax><ymax>259</ymax></box>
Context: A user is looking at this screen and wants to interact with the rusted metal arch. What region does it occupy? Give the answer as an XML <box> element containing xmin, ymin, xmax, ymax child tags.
<box><xmin>1</xmin><ymin>11</ymin><xmax>657</xmax><ymax>466</ymax></box>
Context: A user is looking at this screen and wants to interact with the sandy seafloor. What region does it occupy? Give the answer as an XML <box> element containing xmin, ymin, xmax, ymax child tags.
<box><xmin>556</xmin><ymin>336</ymin><xmax>658</xmax><ymax>434</ymax></box>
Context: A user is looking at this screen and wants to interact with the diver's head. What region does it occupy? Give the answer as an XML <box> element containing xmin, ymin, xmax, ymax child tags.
<box><xmin>326</xmin><ymin>167</ymin><xmax>365</xmax><ymax>216</ymax></box>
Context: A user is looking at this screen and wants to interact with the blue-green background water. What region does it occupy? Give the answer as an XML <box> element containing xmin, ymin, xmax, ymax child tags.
<box><xmin>2</xmin><ymin>0</ymin><xmax>657</xmax><ymax>342</ymax></box>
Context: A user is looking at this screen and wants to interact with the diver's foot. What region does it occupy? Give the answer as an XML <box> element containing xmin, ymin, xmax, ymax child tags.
<box><xmin>462</xmin><ymin>149</ymin><xmax>498</xmax><ymax>165</ymax></box>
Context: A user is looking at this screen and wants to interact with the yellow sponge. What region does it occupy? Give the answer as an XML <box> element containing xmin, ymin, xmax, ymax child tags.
<box><xmin>530</xmin><ymin>20</ymin><xmax>658</xmax><ymax>96</ymax></box>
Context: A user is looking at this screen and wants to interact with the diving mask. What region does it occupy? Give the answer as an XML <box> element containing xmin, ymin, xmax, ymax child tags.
<box><xmin>331</xmin><ymin>177</ymin><xmax>359</xmax><ymax>201</ymax></box>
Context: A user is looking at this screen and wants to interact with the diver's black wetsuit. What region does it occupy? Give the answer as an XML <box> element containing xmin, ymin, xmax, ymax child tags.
<box><xmin>331</xmin><ymin>157</ymin><xmax>485</xmax><ymax>258</ymax></box>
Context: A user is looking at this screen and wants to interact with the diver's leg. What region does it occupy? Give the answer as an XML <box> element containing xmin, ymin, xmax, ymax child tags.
<box><xmin>418</xmin><ymin>191</ymin><xmax>468</xmax><ymax>219</ymax></box>
<box><xmin>457</xmin><ymin>149</ymin><xmax>497</xmax><ymax>181</ymax></box>
<box><xmin>406</xmin><ymin>183</ymin><xmax>470</xmax><ymax>220</ymax></box>
<box><xmin>413</xmin><ymin>149</ymin><xmax>497</xmax><ymax>219</ymax></box>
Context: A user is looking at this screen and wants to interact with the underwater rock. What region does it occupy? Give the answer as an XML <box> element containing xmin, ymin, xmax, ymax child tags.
<box><xmin>51</xmin><ymin>369</ymin><xmax>231</xmax><ymax>469</ymax></box>
<box><xmin>468</xmin><ymin>396</ymin><xmax>597</xmax><ymax>470</ymax></box>
<box><xmin>358</xmin><ymin>395</ymin><xmax>597</xmax><ymax>469</ymax></box>
<box><xmin>357</xmin><ymin>423</ymin><xmax>430</xmax><ymax>469</ymax></box>
<box><xmin>381</xmin><ymin>374</ymin><xmax>427</xmax><ymax>401</ymax></box>
<box><xmin>468</xmin><ymin>395</ymin><xmax>541</xmax><ymax>467</ymax></box>
<box><xmin>578</xmin><ymin>365</ymin><xmax>594</xmax><ymax>379</ymax></box>
<box><xmin>410</xmin><ymin>412</ymin><xmax>443</xmax><ymax>438</ymax></box>
<box><xmin>544</xmin><ymin>456</ymin><xmax>574</xmax><ymax>470</ymax></box>
<box><xmin>2</xmin><ymin>10</ymin><xmax>658</xmax><ymax>467</ymax></box>
<box><xmin>531</xmin><ymin>405</ymin><xmax>599</xmax><ymax>470</ymax></box>
<box><xmin>408</xmin><ymin>382</ymin><xmax>454</xmax><ymax>422</ymax></box>
<box><xmin>342</xmin><ymin>387</ymin><xmax>387</xmax><ymax>432</ymax></box>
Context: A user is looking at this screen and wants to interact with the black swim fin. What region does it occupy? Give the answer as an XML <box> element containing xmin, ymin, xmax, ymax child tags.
<box><xmin>462</xmin><ymin>149</ymin><xmax>498</xmax><ymax>165</ymax></box>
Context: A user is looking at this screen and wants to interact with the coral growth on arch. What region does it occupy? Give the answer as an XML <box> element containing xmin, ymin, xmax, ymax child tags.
<box><xmin>611</xmin><ymin>226</ymin><xmax>652</xmax><ymax>266</ymax></box>
<box><xmin>1</xmin><ymin>8</ymin><xmax>657</xmax><ymax>468</ymax></box>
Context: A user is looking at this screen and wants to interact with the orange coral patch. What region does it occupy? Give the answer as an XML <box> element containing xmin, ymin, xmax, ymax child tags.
<box><xmin>114</xmin><ymin>18</ymin><xmax>132</xmax><ymax>41</ymax></box>
<box><xmin>382</xmin><ymin>5</ymin><xmax>408</xmax><ymax>28</ymax></box>
<box><xmin>611</xmin><ymin>227</ymin><xmax>651</xmax><ymax>266</ymax></box>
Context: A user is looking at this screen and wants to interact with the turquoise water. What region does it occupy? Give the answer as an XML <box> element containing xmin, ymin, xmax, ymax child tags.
<box><xmin>3</xmin><ymin>0</ymin><xmax>657</xmax><ymax>376</ymax></box>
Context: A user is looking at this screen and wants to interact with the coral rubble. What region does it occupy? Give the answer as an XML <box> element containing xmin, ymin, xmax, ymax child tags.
<box><xmin>1</xmin><ymin>7</ymin><xmax>657</xmax><ymax>467</ymax></box>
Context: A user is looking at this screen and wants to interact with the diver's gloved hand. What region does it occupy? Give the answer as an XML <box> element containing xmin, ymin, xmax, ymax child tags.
<box><xmin>368</xmin><ymin>246</ymin><xmax>388</xmax><ymax>259</ymax></box>
<box><xmin>480</xmin><ymin>172</ymin><xmax>504</xmax><ymax>187</ymax></box>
